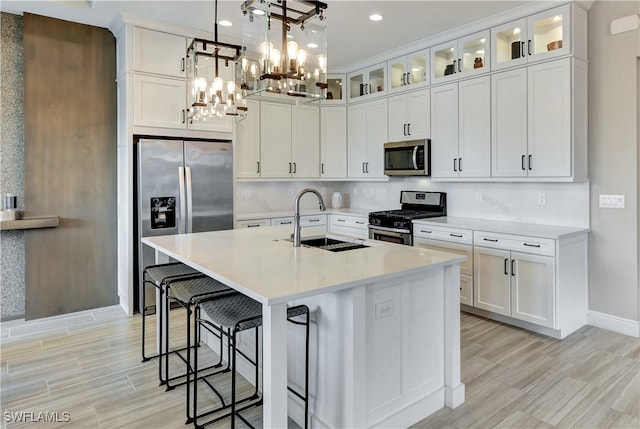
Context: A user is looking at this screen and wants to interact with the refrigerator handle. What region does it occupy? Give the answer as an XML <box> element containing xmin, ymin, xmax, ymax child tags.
<box><xmin>185</xmin><ymin>166</ymin><xmax>193</xmax><ymax>233</ymax></box>
<box><xmin>178</xmin><ymin>166</ymin><xmax>186</xmax><ymax>234</ymax></box>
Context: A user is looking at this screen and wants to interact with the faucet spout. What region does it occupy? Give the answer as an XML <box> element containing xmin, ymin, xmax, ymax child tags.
<box><xmin>293</xmin><ymin>188</ymin><xmax>326</xmax><ymax>247</ymax></box>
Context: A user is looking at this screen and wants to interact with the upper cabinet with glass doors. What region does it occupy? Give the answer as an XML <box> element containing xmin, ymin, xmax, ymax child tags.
<box><xmin>387</xmin><ymin>48</ymin><xmax>429</xmax><ymax>94</ymax></box>
<box><xmin>431</xmin><ymin>31</ymin><xmax>490</xmax><ymax>84</ymax></box>
<box><xmin>491</xmin><ymin>4</ymin><xmax>586</xmax><ymax>71</ymax></box>
<box><xmin>347</xmin><ymin>63</ymin><xmax>386</xmax><ymax>102</ymax></box>
<box><xmin>322</xmin><ymin>74</ymin><xmax>346</xmax><ymax>104</ymax></box>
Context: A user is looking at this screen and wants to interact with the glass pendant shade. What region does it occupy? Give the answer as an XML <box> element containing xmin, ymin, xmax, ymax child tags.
<box><xmin>239</xmin><ymin>0</ymin><xmax>328</xmax><ymax>99</ymax></box>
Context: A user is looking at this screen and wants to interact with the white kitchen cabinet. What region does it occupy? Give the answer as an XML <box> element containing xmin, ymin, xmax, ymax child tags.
<box><xmin>320</xmin><ymin>106</ymin><xmax>347</xmax><ymax>178</ymax></box>
<box><xmin>347</xmin><ymin>63</ymin><xmax>386</xmax><ymax>102</ymax></box>
<box><xmin>235</xmin><ymin>99</ymin><xmax>261</xmax><ymax>179</ymax></box>
<box><xmin>347</xmin><ymin>98</ymin><xmax>388</xmax><ymax>178</ymax></box>
<box><xmin>413</xmin><ymin>224</ymin><xmax>474</xmax><ymax>306</ymax></box>
<box><xmin>260</xmin><ymin>102</ymin><xmax>320</xmax><ymax>179</ymax></box>
<box><xmin>430</xmin><ymin>76</ymin><xmax>490</xmax><ymax>178</ymax></box>
<box><xmin>387</xmin><ymin>49</ymin><xmax>430</xmax><ymax>94</ymax></box>
<box><xmin>492</xmin><ymin>58</ymin><xmax>582</xmax><ymax>179</ymax></box>
<box><xmin>323</xmin><ymin>74</ymin><xmax>346</xmax><ymax>104</ymax></box>
<box><xmin>431</xmin><ymin>30</ymin><xmax>490</xmax><ymax>84</ymax></box>
<box><xmin>133</xmin><ymin>74</ymin><xmax>186</xmax><ymax>129</ymax></box>
<box><xmin>491</xmin><ymin>4</ymin><xmax>586</xmax><ymax>72</ymax></box>
<box><xmin>328</xmin><ymin>214</ymin><xmax>368</xmax><ymax>239</ymax></box>
<box><xmin>388</xmin><ymin>89</ymin><xmax>430</xmax><ymax>143</ymax></box>
<box><xmin>132</xmin><ymin>27</ymin><xmax>186</xmax><ymax>78</ymax></box>
<box><xmin>474</xmin><ymin>231</ymin><xmax>555</xmax><ymax>328</ymax></box>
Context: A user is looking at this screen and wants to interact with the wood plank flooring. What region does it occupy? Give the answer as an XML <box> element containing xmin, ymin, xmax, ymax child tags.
<box><xmin>1</xmin><ymin>307</ymin><xmax>638</xmax><ymax>428</ymax></box>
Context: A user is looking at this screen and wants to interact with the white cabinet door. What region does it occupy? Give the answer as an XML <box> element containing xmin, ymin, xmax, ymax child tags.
<box><xmin>292</xmin><ymin>104</ymin><xmax>320</xmax><ymax>178</ymax></box>
<box><xmin>460</xmin><ymin>274</ymin><xmax>473</xmax><ymax>307</ymax></box>
<box><xmin>511</xmin><ymin>252</ymin><xmax>555</xmax><ymax>328</ymax></box>
<box><xmin>406</xmin><ymin>89</ymin><xmax>430</xmax><ymax>141</ymax></box>
<box><xmin>474</xmin><ymin>247</ymin><xmax>511</xmax><ymax>316</ymax></box>
<box><xmin>491</xmin><ymin>17</ymin><xmax>528</xmax><ymax>71</ymax></box>
<box><xmin>526</xmin><ymin>4</ymin><xmax>571</xmax><ymax>62</ymax></box>
<box><xmin>491</xmin><ymin>68</ymin><xmax>528</xmax><ymax>177</ymax></box>
<box><xmin>527</xmin><ymin>58</ymin><xmax>571</xmax><ymax>177</ymax></box>
<box><xmin>430</xmin><ymin>83</ymin><xmax>459</xmax><ymax>178</ymax></box>
<box><xmin>320</xmin><ymin>106</ymin><xmax>347</xmax><ymax>178</ymax></box>
<box><xmin>347</xmin><ymin>63</ymin><xmax>386</xmax><ymax>102</ymax></box>
<box><xmin>133</xmin><ymin>74</ymin><xmax>186</xmax><ymax>129</ymax></box>
<box><xmin>458</xmin><ymin>76</ymin><xmax>491</xmax><ymax>177</ymax></box>
<box><xmin>347</xmin><ymin>103</ymin><xmax>367</xmax><ymax>178</ymax></box>
<box><xmin>235</xmin><ymin>99</ymin><xmax>260</xmax><ymax>178</ymax></box>
<box><xmin>260</xmin><ymin>102</ymin><xmax>292</xmax><ymax>178</ymax></box>
<box><xmin>388</xmin><ymin>94</ymin><xmax>409</xmax><ymax>142</ymax></box>
<box><xmin>132</xmin><ymin>27</ymin><xmax>186</xmax><ymax>77</ymax></box>
<box><xmin>365</xmin><ymin>98</ymin><xmax>388</xmax><ymax>177</ymax></box>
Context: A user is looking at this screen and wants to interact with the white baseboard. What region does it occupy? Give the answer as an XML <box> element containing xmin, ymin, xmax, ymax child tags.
<box><xmin>587</xmin><ymin>311</ymin><xmax>640</xmax><ymax>338</ymax></box>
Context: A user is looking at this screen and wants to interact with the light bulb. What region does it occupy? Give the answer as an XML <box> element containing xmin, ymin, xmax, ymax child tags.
<box><xmin>227</xmin><ymin>80</ymin><xmax>236</xmax><ymax>94</ymax></box>
<box><xmin>297</xmin><ymin>49</ymin><xmax>307</xmax><ymax>67</ymax></box>
<box><xmin>271</xmin><ymin>48</ymin><xmax>281</xmax><ymax>72</ymax></box>
<box><xmin>241</xmin><ymin>57</ymin><xmax>248</xmax><ymax>72</ymax></box>
<box><xmin>250</xmin><ymin>63</ymin><xmax>257</xmax><ymax>77</ymax></box>
<box><xmin>287</xmin><ymin>41</ymin><xmax>298</xmax><ymax>60</ymax></box>
<box><xmin>213</xmin><ymin>77</ymin><xmax>224</xmax><ymax>92</ymax></box>
<box><xmin>317</xmin><ymin>54</ymin><xmax>326</xmax><ymax>72</ymax></box>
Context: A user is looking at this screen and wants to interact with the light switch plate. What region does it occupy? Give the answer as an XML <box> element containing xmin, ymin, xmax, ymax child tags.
<box><xmin>599</xmin><ymin>194</ymin><xmax>625</xmax><ymax>209</ymax></box>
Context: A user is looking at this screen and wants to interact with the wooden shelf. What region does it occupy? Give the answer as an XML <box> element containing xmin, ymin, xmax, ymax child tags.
<box><xmin>0</xmin><ymin>216</ymin><xmax>60</xmax><ymax>231</ymax></box>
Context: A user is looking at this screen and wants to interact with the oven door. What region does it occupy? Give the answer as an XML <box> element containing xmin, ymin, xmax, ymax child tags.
<box><xmin>368</xmin><ymin>225</ymin><xmax>412</xmax><ymax>246</ymax></box>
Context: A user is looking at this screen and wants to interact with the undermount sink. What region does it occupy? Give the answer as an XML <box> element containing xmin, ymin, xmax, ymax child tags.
<box><xmin>300</xmin><ymin>237</ymin><xmax>370</xmax><ymax>252</ymax></box>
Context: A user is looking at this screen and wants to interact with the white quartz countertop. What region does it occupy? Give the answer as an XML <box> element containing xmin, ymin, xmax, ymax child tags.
<box><xmin>235</xmin><ymin>208</ymin><xmax>370</xmax><ymax>221</ymax></box>
<box><xmin>413</xmin><ymin>217</ymin><xmax>589</xmax><ymax>239</ymax></box>
<box><xmin>142</xmin><ymin>226</ymin><xmax>464</xmax><ymax>305</ymax></box>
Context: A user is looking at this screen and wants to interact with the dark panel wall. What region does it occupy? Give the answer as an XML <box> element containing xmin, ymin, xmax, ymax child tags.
<box><xmin>24</xmin><ymin>13</ymin><xmax>118</xmax><ymax>319</ymax></box>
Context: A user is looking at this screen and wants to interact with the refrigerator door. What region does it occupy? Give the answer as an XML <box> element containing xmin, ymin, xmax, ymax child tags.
<box><xmin>184</xmin><ymin>140</ymin><xmax>233</xmax><ymax>233</ymax></box>
<box><xmin>137</xmin><ymin>139</ymin><xmax>185</xmax><ymax>312</ymax></box>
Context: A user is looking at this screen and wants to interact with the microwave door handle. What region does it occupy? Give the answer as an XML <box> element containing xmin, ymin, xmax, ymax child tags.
<box><xmin>412</xmin><ymin>146</ymin><xmax>419</xmax><ymax>170</ymax></box>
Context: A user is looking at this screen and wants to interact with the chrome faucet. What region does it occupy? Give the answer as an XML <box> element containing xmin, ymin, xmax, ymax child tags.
<box><xmin>293</xmin><ymin>188</ymin><xmax>326</xmax><ymax>247</ymax></box>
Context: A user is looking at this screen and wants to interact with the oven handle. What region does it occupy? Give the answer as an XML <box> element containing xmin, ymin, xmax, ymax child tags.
<box><xmin>368</xmin><ymin>225</ymin><xmax>411</xmax><ymax>234</ymax></box>
<box><xmin>412</xmin><ymin>146</ymin><xmax>419</xmax><ymax>170</ymax></box>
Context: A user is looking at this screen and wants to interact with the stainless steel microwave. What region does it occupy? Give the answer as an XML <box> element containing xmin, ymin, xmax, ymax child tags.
<box><xmin>384</xmin><ymin>140</ymin><xmax>430</xmax><ymax>176</ymax></box>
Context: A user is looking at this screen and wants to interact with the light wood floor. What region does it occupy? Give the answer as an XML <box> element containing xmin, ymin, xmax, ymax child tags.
<box><xmin>1</xmin><ymin>307</ymin><xmax>638</xmax><ymax>428</ymax></box>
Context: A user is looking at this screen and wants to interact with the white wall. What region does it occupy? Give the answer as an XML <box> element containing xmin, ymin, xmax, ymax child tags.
<box><xmin>587</xmin><ymin>1</ymin><xmax>639</xmax><ymax>322</ymax></box>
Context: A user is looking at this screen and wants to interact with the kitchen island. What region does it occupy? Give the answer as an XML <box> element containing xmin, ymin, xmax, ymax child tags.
<box><xmin>142</xmin><ymin>226</ymin><xmax>466</xmax><ymax>428</ymax></box>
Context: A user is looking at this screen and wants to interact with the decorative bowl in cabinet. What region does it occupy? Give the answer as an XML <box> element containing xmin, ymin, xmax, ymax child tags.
<box><xmin>547</xmin><ymin>40</ymin><xmax>563</xmax><ymax>51</ymax></box>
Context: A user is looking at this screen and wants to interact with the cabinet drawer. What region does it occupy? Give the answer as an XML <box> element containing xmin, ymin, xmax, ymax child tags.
<box><xmin>235</xmin><ymin>219</ymin><xmax>270</xmax><ymax>228</ymax></box>
<box><xmin>474</xmin><ymin>231</ymin><xmax>555</xmax><ymax>256</ymax></box>
<box><xmin>271</xmin><ymin>217</ymin><xmax>294</xmax><ymax>226</ymax></box>
<box><xmin>414</xmin><ymin>237</ymin><xmax>472</xmax><ymax>276</ymax></box>
<box><xmin>330</xmin><ymin>215</ymin><xmax>368</xmax><ymax>230</ymax></box>
<box><xmin>413</xmin><ymin>224</ymin><xmax>473</xmax><ymax>245</ymax></box>
<box><xmin>300</xmin><ymin>214</ymin><xmax>327</xmax><ymax>226</ymax></box>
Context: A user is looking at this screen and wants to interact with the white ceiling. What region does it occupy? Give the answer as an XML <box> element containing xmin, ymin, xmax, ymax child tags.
<box><xmin>0</xmin><ymin>0</ymin><xmax>543</xmax><ymax>69</ymax></box>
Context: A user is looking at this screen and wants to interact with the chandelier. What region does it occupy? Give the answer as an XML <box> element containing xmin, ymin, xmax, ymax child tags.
<box><xmin>239</xmin><ymin>0</ymin><xmax>328</xmax><ymax>99</ymax></box>
<box><xmin>186</xmin><ymin>0</ymin><xmax>248</xmax><ymax>120</ymax></box>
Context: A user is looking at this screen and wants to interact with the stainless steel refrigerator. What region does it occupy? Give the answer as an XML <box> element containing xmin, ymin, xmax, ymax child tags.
<box><xmin>134</xmin><ymin>138</ymin><xmax>233</xmax><ymax>313</ymax></box>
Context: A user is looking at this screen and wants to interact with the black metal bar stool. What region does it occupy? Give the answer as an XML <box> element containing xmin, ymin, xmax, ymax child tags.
<box><xmin>160</xmin><ymin>275</ymin><xmax>237</xmax><ymax>422</ymax></box>
<box><xmin>141</xmin><ymin>262</ymin><xmax>202</xmax><ymax>362</ymax></box>
<box><xmin>192</xmin><ymin>294</ymin><xmax>310</xmax><ymax>429</ymax></box>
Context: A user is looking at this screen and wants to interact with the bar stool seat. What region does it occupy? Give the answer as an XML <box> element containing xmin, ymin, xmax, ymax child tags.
<box><xmin>141</xmin><ymin>262</ymin><xmax>203</xmax><ymax>362</ymax></box>
<box><xmin>192</xmin><ymin>293</ymin><xmax>310</xmax><ymax>429</ymax></box>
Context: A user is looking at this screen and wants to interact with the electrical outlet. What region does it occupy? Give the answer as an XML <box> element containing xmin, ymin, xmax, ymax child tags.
<box><xmin>375</xmin><ymin>300</ymin><xmax>393</xmax><ymax>319</ymax></box>
<box><xmin>475</xmin><ymin>191</ymin><xmax>482</xmax><ymax>202</ymax></box>
<box><xmin>538</xmin><ymin>192</ymin><xmax>546</xmax><ymax>206</ymax></box>
<box><xmin>244</xmin><ymin>189</ymin><xmax>251</xmax><ymax>198</ymax></box>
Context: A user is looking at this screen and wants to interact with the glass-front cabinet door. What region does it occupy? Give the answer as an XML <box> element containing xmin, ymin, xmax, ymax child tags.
<box><xmin>347</xmin><ymin>63</ymin><xmax>386</xmax><ymax>102</ymax></box>
<box><xmin>388</xmin><ymin>49</ymin><xmax>429</xmax><ymax>94</ymax></box>
<box><xmin>491</xmin><ymin>17</ymin><xmax>528</xmax><ymax>70</ymax></box>
<box><xmin>458</xmin><ymin>31</ymin><xmax>490</xmax><ymax>76</ymax></box>
<box><xmin>492</xmin><ymin>4</ymin><xmax>570</xmax><ymax>71</ymax></box>
<box><xmin>527</xmin><ymin>4</ymin><xmax>570</xmax><ymax>60</ymax></box>
<box><xmin>324</xmin><ymin>74</ymin><xmax>345</xmax><ymax>104</ymax></box>
<box><xmin>431</xmin><ymin>40</ymin><xmax>458</xmax><ymax>83</ymax></box>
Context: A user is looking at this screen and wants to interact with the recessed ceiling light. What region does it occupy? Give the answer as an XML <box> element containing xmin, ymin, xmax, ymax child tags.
<box><xmin>252</xmin><ymin>8</ymin><xmax>266</xmax><ymax>16</ymax></box>
<box><xmin>219</xmin><ymin>20</ymin><xmax>232</xmax><ymax>27</ymax></box>
<box><xmin>369</xmin><ymin>14</ymin><xmax>383</xmax><ymax>22</ymax></box>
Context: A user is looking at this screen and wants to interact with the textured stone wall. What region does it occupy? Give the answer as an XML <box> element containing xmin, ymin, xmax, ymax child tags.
<box><xmin>1</xmin><ymin>13</ymin><xmax>25</xmax><ymax>320</ymax></box>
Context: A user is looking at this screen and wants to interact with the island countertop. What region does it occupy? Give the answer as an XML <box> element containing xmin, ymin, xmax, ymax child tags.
<box><xmin>142</xmin><ymin>225</ymin><xmax>465</xmax><ymax>305</ymax></box>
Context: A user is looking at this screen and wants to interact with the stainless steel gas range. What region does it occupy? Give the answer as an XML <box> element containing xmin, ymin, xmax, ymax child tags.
<box><xmin>368</xmin><ymin>191</ymin><xmax>447</xmax><ymax>246</ymax></box>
